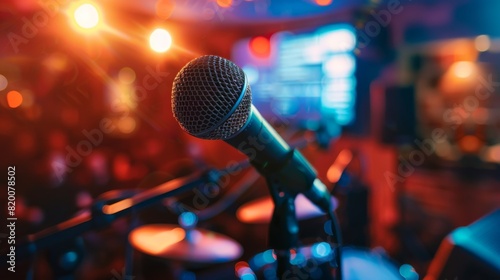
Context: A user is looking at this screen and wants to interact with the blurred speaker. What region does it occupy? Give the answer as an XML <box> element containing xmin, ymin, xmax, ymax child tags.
<box><xmin>425</xmin><ymin>209</ymin><xmax>500</xmax><ymax>280</ymax></box>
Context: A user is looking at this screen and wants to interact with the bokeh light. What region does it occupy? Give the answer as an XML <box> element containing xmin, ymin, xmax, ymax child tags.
<box><xmin>250</xmin><ymin>36</ymin><xmax>271</xmax><ymax>57</ymax></box>
<box><xmin>459</xmin><ymin>135</ymin><xmax>482</xmax><ymax>153</ymax></box>
<box><xmin>155</xmin><ymin>0</ymin><xmax>175</xmax><ymax>20</ymax></box>
<box><xmin>43</xmin><ymin>53</ymin><xmax>68</xmax><ymax>72</ymax></box>
<box><xmin>179</xmin><ymin>212</ymin><xmax>198</xmax><ymax>228</ymax></box>
<box><xmin>485</xmin><ymin>144</ymin><xmax>500</xmax><ymax>163</ymax></box>
<box><xmin>474</xmin><ymin>35</ymin><xmax>491</xmax><ymax>52</ymax></box>
<box><xmin>316</xmin><ymin>0</ymin><xmax>333</xmax><ymax>6</ymax></box>
<box><xmin>451</xmin><ymin>61</ymin><xmax>474</xmax><ymax>78</ymax></box>
<box><xmin>235</xmin><ymin>261</ymin><xmax>256</xmax><ymax>279</ymax></box>
<box><xmin>320</xmin><ymin>28</ymin><xmax>357</xmax><ymax>52</ymax></box>
<box><xmin>74</xmin><ymin>3</ymin><xmax>100</xmax><ymax>29</ymax></box>
<box><xmin>19</xmin><ymin>89</ymin><xmax>34</xmax><ymax>107</ymax></box>
<box><xmin>323</xmin><ymin>54</ymin><xmax>356</xmax><ymax>76</ymax></box>
<box><xmin>311</xmin><ymin>242</ymin><xmax>331</xmax><ymax>258</ymax></box>
<box><xmin>117</xmin><ymin>116</ymin><xmax>137</xmax><ymax>134</ymax></box>
<box><xmin>242</xmin><ymin>65</ymin><xmax>259</xmax><ymax>84</ymax></box>
<box><xmin>0</xmin><ymin>74</ymin><xmax>8</xmax><ymax>91</ymax></box>
<box><xmin>7</xmin><ymin>90</ymin><xmax>23</xmax><ymax>108</ymax></box>
<box><xmin>327</xmin><ymin>149</ymin><xmax>353</xmax><ymax>183</ymax></box>
<box><xmin>118</xmin><ymin>67</ymin><xmax>136</xmax><ymax>84</ymax></box>
<box><xmin>399</xmin><ymin>264</ymin><xmax>419</xmax><ymax>280</ymax></box>
<box><xmin>149</xmin><ymin>28</ymin><xmax>172</xmax><ymax>53</ymax></box>
<box><xmin>217</xmin><ymin>0</ymin><xmax>233</xmax><ymax>8</ymax></box>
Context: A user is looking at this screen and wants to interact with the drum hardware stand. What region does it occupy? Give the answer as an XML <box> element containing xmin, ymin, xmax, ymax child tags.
<box><xmin>125</xmin><ymin>209</ymin><xmax>140</xmax><ymax>278</ymax></box>
<box><xmin>171</xmin><ymin>212</ymin><xmax>200</xmax><ymax>280</ymax></box>
<box><xmin>46</xmin><ymin>237</ymin><xmax>85</xmax><ymax>280</ymax></box>
<box><xmin>9</xmin><ymin>169</ymin><xmax>222</xmax><ymax>278</ymax></box>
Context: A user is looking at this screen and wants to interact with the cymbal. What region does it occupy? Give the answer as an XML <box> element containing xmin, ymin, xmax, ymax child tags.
<box><xmin>236</xmin><ymin>194</ymin><xmax>338</xmax><ymax>224</ymax></box>
<box><xmin>129</xmin><ymin>224</ymin><xmax>243</xmax><ymax>263</ymax></box>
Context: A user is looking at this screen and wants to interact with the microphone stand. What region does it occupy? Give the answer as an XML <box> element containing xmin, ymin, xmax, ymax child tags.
<box><xmin>266</xmin><ymin>174</ymin><xmax>299</xmax><ymax>279</ymax></box>
<box><xmin>261</xmin><ymin>147</ymin><xmax>340</xmax><ymax>279</ymax></box>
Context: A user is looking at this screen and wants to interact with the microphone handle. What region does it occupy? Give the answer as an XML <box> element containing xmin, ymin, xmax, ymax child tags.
<box><xmin>226</xmin><ymin>105</ymin><xmax>317</xmax><ymax>196</ymax></box>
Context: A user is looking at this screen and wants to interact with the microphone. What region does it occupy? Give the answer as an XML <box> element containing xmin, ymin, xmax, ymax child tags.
<box><xmin>171</xmin><ymin>55</ymin><xmax>332</xmax><ymax>214</ymax></box>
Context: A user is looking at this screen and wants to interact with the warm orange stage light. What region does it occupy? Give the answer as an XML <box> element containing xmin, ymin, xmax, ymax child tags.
<box><xmin>315</xmin><ymin>0</ymin><xmax>333</xmax><ymax>6</ymax></box>
<box><xmin>74</xmin><ymin>3</ymin><xmax>100</xmax><ymax>29</ymax></box>
<box><xmin>149</xmin><ymin>28</ymin><xmax>173</xmax><ymax>53</ymax></box>
<box><xmin>117</xmin><ymin>116</ymin><xmax>137</xmax><ymax>134</ymax></box>
<box><xmin>327</xmin><ymin>149</ymin><xmax>353</xmax><ymax>183</ymax></box>
<box><xmin>7</xmin><ymin>90</ymin><xmax>23</xmax><ymax>108</ymax></box>
<box><xmin>459</xmin><ymin>135</ymin><xmax>483</xmax><ymax>153</ymax></box>
<box><xmin>217</xmin><ymin>0</ymin><xmax>233</xmax><ymax>8</ymax></box>
<box><xmin>451</xmin><ymin>61</ymin><xmax>474</xmax><ymax>78</ymax></box>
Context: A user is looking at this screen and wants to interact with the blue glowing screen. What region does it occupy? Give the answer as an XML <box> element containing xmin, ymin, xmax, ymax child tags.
<box><xmin>233</xmin><ymin>24</ymin><xmax>357</xmax><ymax>126</ymax></box>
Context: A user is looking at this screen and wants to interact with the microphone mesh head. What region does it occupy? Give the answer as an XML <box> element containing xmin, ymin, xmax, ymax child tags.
<box><xmin>172</xmin><ymin>55</ymin><xmax>252</xmax><ymax>140</ymax></box>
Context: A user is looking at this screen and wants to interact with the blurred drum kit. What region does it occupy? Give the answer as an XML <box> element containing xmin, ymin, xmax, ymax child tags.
<box><xmin>131</xmin><ymin>193</ymin><xmax>337</xmax><ymax>263</ymax></box>
<box><xmin>7</xmin><ymin>152</ymin><xmax>412</xmax><ymax>280</ymax></box>
<box><xmin>1</xmin><ymin>128</ymin><xmax>419</xmax><ymax>280</ymax></box>
<box><xmin>125</xmin><ymin>190</ymin><xmax>404</xmax><ymax>280</ymax></box>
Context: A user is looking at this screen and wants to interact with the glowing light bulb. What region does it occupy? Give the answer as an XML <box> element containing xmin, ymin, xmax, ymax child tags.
<box><xmin>452</xmin><ymin>61</ymin><xmax>474</xmax><ymax>78</ymax></box>
<box><xmin>149</xmin><ymin>28</ymin><xmax>172</xmax><ymax>53</ymax></box>
<box><xmin>74</xmin><ymin>3</ymin><xmax>99</xmax><ymax>29</ymax></box>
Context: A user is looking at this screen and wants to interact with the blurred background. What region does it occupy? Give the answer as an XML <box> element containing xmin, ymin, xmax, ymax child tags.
<box><xmin>0</xmin><ymin>0</ymin><xmax>500</xmax><ymax>279</ymax></box>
